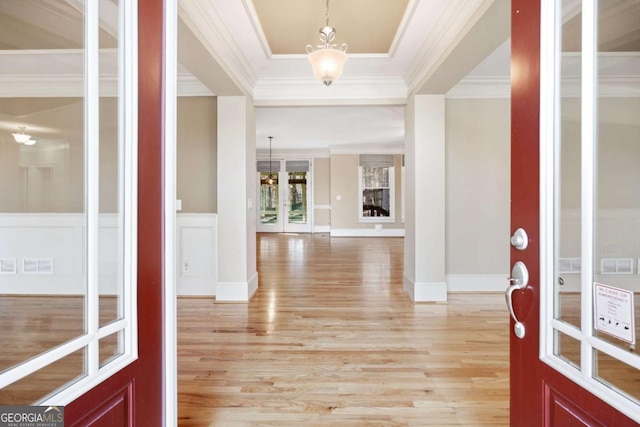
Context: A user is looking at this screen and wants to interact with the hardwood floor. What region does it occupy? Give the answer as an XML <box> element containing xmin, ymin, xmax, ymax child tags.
<box><xmin>177</xmin><ymin>234</ymin><xmax>510</xmax><ymax>426</ymax></box>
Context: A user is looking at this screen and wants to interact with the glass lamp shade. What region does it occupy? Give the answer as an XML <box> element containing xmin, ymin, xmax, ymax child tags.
<box><xmin>12</xmin><ymin>132</ymin><xmax>32</xmax><ymax>143</ymax></box>
<box><xmin>308</xmin><ymin>47</ymin><xmax>347</xmax><ymax>86</ymax></box>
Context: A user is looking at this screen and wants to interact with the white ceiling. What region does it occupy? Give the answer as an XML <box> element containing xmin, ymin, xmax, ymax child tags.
<box><xmin>1</xmin><ymin>0</ymin><xmax>513</xmax><ymax>150</ymax></box>
<box><xmin>176</xmin><ymin>0</ymin><xmax>511</xmax><ymax>150</ymax></box>
<box><xmin>2</xmin><ymin>0</ymin><xmax>638</xmax><ymax>153</ymax></box>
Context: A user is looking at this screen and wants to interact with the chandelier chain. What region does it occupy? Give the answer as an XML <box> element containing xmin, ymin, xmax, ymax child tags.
<box><xmin>268</xmin><ymin>136</ymin><xmax>273</xmax><ymax>177</ymax></box>
<box><xmin>325</xmin><ymin>0</ymin><xmax>330</xmax><ymax>26</ymax></box>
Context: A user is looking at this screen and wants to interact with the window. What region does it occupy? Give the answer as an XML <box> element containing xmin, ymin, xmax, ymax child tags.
<box><xmin>359</xmin><ymin>155</ymin><xmax>395</xmax><ymax>222</ymax></box>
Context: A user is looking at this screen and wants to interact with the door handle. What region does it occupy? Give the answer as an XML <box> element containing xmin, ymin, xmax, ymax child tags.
<box><xmin>506</xmin><ymin>261</ymin><xmax>529</xmax><ymax>339</ymax></box>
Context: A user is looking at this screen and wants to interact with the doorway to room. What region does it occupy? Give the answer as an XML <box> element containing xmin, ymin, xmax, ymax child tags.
<box><xmin>257</xmin><ymin>159</ymin><xmax>312</xmax><ymax>233</ymax></box>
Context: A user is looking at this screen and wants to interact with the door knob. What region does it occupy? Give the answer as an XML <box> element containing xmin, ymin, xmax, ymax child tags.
<box><xmin>510</xmin><ymin>228</ymin><xmax>528</xmax><ymax>250</ymax></box>
<box><xmin>506</xmin><ymin>261</ymin><xmax>529</xmax><ymax>339</ymax></box>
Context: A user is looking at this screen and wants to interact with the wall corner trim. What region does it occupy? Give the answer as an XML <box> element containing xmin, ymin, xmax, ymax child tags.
<box><xmin>404</xmin><ymin>275</ymin><xmax>447</xmax><ymax>302</ymax></box>
<box><xmin>215</xmin><ymin>272</ymin><xmax>258</xmax><ymax>303</ymax></box>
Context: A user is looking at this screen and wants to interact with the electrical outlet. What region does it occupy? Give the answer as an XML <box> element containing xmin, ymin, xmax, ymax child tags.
<box><xmin>182</xmin><ymin>260</ymin><xmax>190</xmax><ymax>274</ymax></box>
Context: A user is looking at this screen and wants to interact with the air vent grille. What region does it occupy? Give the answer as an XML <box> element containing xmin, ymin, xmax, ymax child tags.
<box><xmin>22</xmin><ymin>258</ymin><xmax>54</xmax><ymax>275</ymax></box>
<box><xmin>558</xmin><ymin>258</ymin><xmax>581</xmax><ymax>273</ymax></box>
<box><xmin>600</xmin><ymin>258</ymin><xmax>633</xmax><ymax>275</ymax></box>
<box><xmin>0</xmin><ymin>258</ymin><xmax>17</xmax><ymax>274</ymax></box>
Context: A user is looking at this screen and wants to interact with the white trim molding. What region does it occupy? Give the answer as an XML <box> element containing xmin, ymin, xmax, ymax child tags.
<box><xmin>216</xmin><ymin>272</ymin><xmax>258</xmax><ymax>303</ymax></box>
<box><xmin>313</xmin><ymin>225</ymin><xmax>331</xmax><ymax>234</ymax></box>
<box><xmin>330</xmin><ymin>228</ymin><xmax>404</xmax><ymax>237</ymax></box>
<box><xmin>403</xmin><ymin>275</ymin><xmax>447</xmax><ymax>302</ymax></box>
<box><xmin>253</xmin><ymin>77</ymin><xmax>408</xmax><ymax>107</ymax></box>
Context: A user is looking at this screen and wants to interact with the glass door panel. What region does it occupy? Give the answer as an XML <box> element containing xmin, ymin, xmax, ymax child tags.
<box><xmin>555</xmin><ymin>0</ymin><xmax>583</xmax><ymax>330</ymax></box>
<box><xmin>592</xmin><ymin>0</ymin><xmax>640</xmax><ymax>396</ymax></box>
<box><xmin>546</xmin><ymin>0</ymin><xmax>640</xmax><ymax>419</ymax></box>
<box><xmin>283</xmin><ymin>161</ymin><xmax>311</xmax><ymax>233</ymax></box>
<box><xmin>260</xmin><ymin>173</ymin><xmax>279</xmax><ymax>225</ymax></box>
<box><xmin>287</xmin><ymin>171</ymin><xmax>307</xmax><ymax>225</ymax></box>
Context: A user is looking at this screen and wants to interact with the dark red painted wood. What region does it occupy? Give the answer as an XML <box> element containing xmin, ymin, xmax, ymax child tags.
<box><xmin>69</xmin><ymin>383</ymin><xmax>133</xmax><ymax>427</ymax></box>
<box><xmin>510</xmin><ymin>0</ymin><xmax>542</xmax><ymax>423</ymax></box>
<box><xmin>511</xmin><ymin>1</ymin><xmax>638</xmax><ymax>426</ymax></box>
<box><xmin>65</xmin><ymin>0</ymin><xmax>165</xmax><ymax>424</ymax></box>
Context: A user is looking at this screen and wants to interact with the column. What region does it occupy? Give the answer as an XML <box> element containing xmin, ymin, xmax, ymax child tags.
<box><xmin>216</xmin><ymin>96</ymin><xmax>258</xmax><ymax>302</ymax></box>
<box><xmin>404</xmin><ymin>94</ymin><xmax>447</xmax><ymax>301</ymax></box>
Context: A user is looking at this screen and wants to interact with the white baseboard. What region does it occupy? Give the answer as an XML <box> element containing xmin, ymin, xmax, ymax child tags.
<box><xmin>216</xmin><ymin>272</ymin><xmax>259</xmax><ymax>303</ymax></box>
<box><xmin>313</xmin><ymin>225</ymin><xmax>331</xmax><ymax>233</ymax></box>
<box><xmin>446</xmin><ymin>274</ymin><xmax>508</xmax><ymax>292</ymax></box>
<box><xmin>403</xmin><ymin>275</ymin><xmax>447</xmax><ymax>302</ymax></box>
<box><xmin>331</xmin><ymin>228</ymin><xmax>405</xmax><ymax>237</ymax></box>
<box><xmin>177</xmin><ymin>277</ymin><xmax>216</xmax><ymax>296</ymax></box>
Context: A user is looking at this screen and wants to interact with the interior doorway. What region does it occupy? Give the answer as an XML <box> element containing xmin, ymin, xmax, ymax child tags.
<box><xmin>257</xmin><ymin>159</ymin><xmax>312</xmax><ymax>233</ymax></box>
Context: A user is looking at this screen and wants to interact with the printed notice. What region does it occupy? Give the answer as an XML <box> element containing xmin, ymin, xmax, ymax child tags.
<box><xmin>593</xmin><ymin>282</ymin><xmax>635</xmax><ymax>345</ymax></box>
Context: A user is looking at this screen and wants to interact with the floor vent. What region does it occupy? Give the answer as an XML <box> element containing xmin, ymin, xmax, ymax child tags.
<box><xmin>23</xmin><ymin>258</ymin><xmax>54</xmax><ymax>275</ymax></box>
<box><xmin>0</xmin><ymin>258</ymin><xmax>17</xmax><ymax>274</ymax></box>
<box><xmin>600</xmin><ymin>258</ymin><xmax>633</xmax><ymax>275</ymax></box>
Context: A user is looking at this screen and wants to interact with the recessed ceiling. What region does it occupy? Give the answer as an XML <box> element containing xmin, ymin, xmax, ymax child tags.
<box><xmin>252</xmin><ymin>0</ymin><xmax>409</xmax><ymax>55</ymax></box>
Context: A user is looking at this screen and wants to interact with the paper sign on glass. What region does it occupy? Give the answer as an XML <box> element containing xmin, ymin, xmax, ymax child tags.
<box><xmin>593</xmin><ymin>282</ymin><xmax>635</xmax><ymax>345</ymax></box>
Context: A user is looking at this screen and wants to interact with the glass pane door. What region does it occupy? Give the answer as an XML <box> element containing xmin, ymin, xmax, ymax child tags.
<box><xmin>257</xmin><ymin>160</ymin><xmax>312</xmax><ymax>233</ymax></box>
<box><xmin>287</xmin><ymin>171</ymin><xmax>307</xmax><ymax>225</ymax></box>
<box><xmin>543</xmin><ymin>0</ymin><xmax>640</xmax><ymax>420</ymax></box>
<box><xmin>260</xmin><ymin>172</ymin><xmax>279</xmax><ymax>225</ymax></box>
<box><xmin>284</xmin><ymin>161</ymin><xmax>311</xmax><ymax>233</ymax></box>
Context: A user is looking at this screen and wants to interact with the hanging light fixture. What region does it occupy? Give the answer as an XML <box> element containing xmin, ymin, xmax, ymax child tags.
<box><xmin>305</xmin><ymin>0</ymin><xmax>348</xmax><ymax>86</ymax></box>
<box><xmin>12</xmin><ymin>126</ymin><xmax>36</xmax><ymax>145</ymax></box>
<box><xmin>267</xmin><ymin>136</ymin><xmax>275</xmax><ymax>185</ymax></box>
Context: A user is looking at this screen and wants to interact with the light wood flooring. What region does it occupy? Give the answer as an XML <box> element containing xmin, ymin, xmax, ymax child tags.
<box><xmin>177</xmin><ymin>234</ymin><xmax>510</xmax><ymax>426</ymax></box>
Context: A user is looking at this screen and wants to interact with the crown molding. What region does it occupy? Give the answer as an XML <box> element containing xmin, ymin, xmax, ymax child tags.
<box><xmin>177</xmin><ymin>74</ymin><xmax>215</xmax><ymax>96</ymax></box>
<box><xmin>329</xmin><ymin>145</ymin><xmax>404</xmax><ymax>155</ymax></box>
<box><xmin>446</xmin><ymin>76</ymin><xmax>510</xmax><ymax>99</ymax></box>
<box><xmin>256</xmin><ymin>148</ymin><xmax>330</xmax><ymax>159</ymax></box>
<box><xmin>253</xmin><ymin>77</ymin><xmax>408</xmax><ymax>107</ymax></box>
<box><xmin>240</xmin><ymin>0</ymin><xmax>272</xmax><ymax>59</ymax></box>
<box><xmin>387</xmin><ymin>0</ymin><xmax>420</xmax><ymax>57</ymax></box>
<box><xmin>179</xmin><ymin>0</ymin><xmax>257</xmax><ymax>96</ymax></box>
<box><xmin>0</xmin><ymin>74</ymin><xmax>85</xmax><ymax>97</ymax></box>
<box><xmin>404</xmin><ymin>0</ymin><xmax>491</xmax><ymax>94</ymax></box>
<box><xmin>446</xmin><ymin>75</ymin><xmax>640</xmax><ymax>99</ymax></box>
<box><xmin>0</xmin><ymin>73</ymin><xmax>211</xmax><ymax>98</ymax></box>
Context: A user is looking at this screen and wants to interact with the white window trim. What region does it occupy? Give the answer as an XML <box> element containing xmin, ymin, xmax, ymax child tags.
<box><xmin>358</xmin><ymin>165</ymin><xmax>395</xmax><ymax>223</ymax></box>
<box><xmin>539</xmin><ymin>0</ymin><xmax>640</xmax><ymax>423</ymax></box>
<box><xmin>0</xmin><ymin>0</ymin><xmax>138</xmax><ymax>406</ymax></box>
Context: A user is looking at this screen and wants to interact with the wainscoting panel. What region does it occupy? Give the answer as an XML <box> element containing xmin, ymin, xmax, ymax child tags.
<box><xmin>0</xmin><ymin>213</ymin><xmax>218</xmax><ymax>296</ymax></box>
<box><xmin>176</xmin><ymin>214</ymin><xmax>217</xmax><ymax>296</ymax></box>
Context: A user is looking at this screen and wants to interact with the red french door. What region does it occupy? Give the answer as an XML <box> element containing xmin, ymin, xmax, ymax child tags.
<box><xmin>510</xmin><ymin>0</ymin><xmax>639</xmax><ymax>425</ymax></box>
<box><xmin>63</xmin><ymin>0</ymin><xmax>165</xmax><ymax>424</ymax></box>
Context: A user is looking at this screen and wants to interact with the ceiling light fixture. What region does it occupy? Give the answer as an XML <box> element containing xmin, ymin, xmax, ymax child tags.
<box><xmin>12</xmin><ymin>127</ymin><xmax>34</xmax><ymax>144</ymax></box>
<box><xmin>305</xmin><ymin>0</ymin><xmax>348</xmax><ymax>86</ymax></box>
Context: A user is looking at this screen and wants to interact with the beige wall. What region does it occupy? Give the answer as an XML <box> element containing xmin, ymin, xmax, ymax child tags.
<box><xmin>313</xmin><ymin>157</ymin><xmax>330</xmax><ymax>227</ymax></box>
<box><xmin>445</xmin><ymin>98</ymin><xmax>511</xmax><ymax>275</ymax></box>
<box><xmin>177</xmin><ymin>96</ymin><xmax>218</xmax><ymax>213</ymax></box>
<box><xmin>330</xmin><ymin>153</ymin><xmax>404</xmax><ymax>230</ymax></box>
<box><xmin>556</xmin><ymin>97</ymin><xmax>640</xmax><ymax>209</ymax></box>
<box><xmin>0</xmin><ymin>96</ymin><xmax>218</xmax><ymax>214</ymax></box>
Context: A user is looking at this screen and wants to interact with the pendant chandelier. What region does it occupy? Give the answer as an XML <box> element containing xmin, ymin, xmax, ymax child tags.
<box><xmin>11</xmin><ymin>126</ymin><xmax>36</xmax><ymax>145</ymax></box>
<box><xmin>267</xmin><ymin>136</ymin><xmax>275</xmax><ymax>185</ymax></box>
<box><xmin>305</xmin><ymin>0</ymin><xmax>348</xmax><ymax>86</ymax></box>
